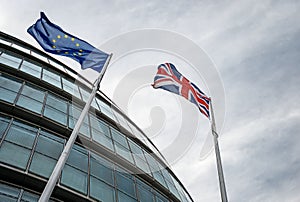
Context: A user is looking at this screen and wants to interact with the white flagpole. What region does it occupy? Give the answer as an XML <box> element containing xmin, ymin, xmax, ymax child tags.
<box><xmin>38</xmin><ymin>54</ymin><xmax>112</xmax><ymax>202</ymax></box>
<box><xmin>210</xmin><ymin>99</ymin><xmax>228</xmax><ymax>202</ymax></box>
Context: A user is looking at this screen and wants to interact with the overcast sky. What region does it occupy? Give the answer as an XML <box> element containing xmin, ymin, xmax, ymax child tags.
<box><xmin>1</xmin><ymin>1</ymin><xmax>300</xmax><ymax>201</ymax></box>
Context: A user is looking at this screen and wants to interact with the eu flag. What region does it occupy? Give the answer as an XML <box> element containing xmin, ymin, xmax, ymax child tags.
<box><xmin>27</xmin><ymin>12</ymin><xmax>109</xmax><ymax>72</ymax></box>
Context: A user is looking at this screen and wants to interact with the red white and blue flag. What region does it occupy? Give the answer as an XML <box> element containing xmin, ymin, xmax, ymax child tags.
<box><xmin>152</xmin><ymin>63</ymin><xmax>211</xmax><ymax>118</ymax></box>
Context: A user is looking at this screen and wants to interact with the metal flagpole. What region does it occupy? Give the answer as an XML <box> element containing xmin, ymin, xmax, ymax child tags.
<box><xmin>38</xmin><ymin>54</ymin><xmax>113</xmax><ymax>202</ymax></box>
<box><xmin>210</xmin><ymin>100</ymin><xmax>228</xmax><ymax>202</ymax></box>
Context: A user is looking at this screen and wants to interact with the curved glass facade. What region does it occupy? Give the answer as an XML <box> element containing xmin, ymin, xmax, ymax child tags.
<box><xmin>0</xmin><ymin>31</ymin><xmax>193</xmax><ymax>202</ymax></box>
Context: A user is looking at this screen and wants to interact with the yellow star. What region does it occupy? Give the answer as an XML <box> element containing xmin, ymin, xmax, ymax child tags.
<box><xmin>64</xmin><ymin>35</ymin><xmax>68</xmax><ymax>38</ymax></box>
<box><xmin>57</xmin><ymin>35</ymin><xmax>61</xmax><ymax>39</ymax></box>
<box><xmin>73</xmin><ymin>53</ymin><xmax>77</xmax><ymax>56</ymax></box>
<box><xmin>65</xmin><ymin>52</ymin><xmax>68</xmax><ymax>54</ymax></box>
<box><xmin>79</xmin><ymin>49</ymin><xmax>83</xmax><ymax>52</ymax></box>
<box><xmin>71</xmin><ymin>38</ymin><xmax>75</xmax><ymax>41</ymax></box>
<box><xmin>76</xmin><ymin>43</ymin><xmax>80</xmax><ymax>47</ymax></box>
<box><xmin>52</xmin><ymin>39</ymin><xmax>56</xmax><ymax>43</ymax></box>
<box><xmin>78</xmin><ymin>53</ymin><xmax>82</xmax><ymax>56</ymax></box>
<box><xmin>52</xmin><ymin>45</ymin><xmax>56</xmax><ymax>49</ymax></box>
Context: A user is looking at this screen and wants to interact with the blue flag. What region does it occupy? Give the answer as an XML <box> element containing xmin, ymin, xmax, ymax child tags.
<box><xmin>27</xmin><ymin>12</ymin><xmax>109</xmax><ymax>72</ymax></box>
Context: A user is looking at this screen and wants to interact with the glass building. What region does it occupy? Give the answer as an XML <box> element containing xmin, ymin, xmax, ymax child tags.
<box><xmin>0</xmin><ymin>31</ymin><xmax>194</xmax><ymax>202</ymax></box>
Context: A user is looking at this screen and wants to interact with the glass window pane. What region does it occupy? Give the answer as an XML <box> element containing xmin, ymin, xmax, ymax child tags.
<box><xmin>20</xmin><ymin>60</ymin><xmax>42</xmax><ymax>79</ymax></box>
<box><xmin>137</xmin><ymin>185</ymin><xmax>153</xmax><ymax>202</ymax></box>
<box><xmin>62</xmin><ymin>78</ymin><xmax>80</xmax><ymax>98</ymax></box>
<box><xmin>92</xmin><ymin>132</ymin><xmax>114</xmax><ymax>151</ymax></box>
<box><xmin>35</xmin><ymin>134</ymin><xmax>64</xmax><ymax>159</ymax></box>
<box><xmin>21</xmin><ymin>191</ymin><xmax>39</xmax><ymax>202</ymax></box>
<box><xmin>0</xmin><ymin>74</ymin><xmax>22</xmax><ymax>92</ymax></box>
<box><xmin>155</xmin><ymin>191</ymin><xmax>169</xmax><ymax>202</ymax></box>
<box><xmin>0</xmin><ymin>141</ymin><xmax>31</xmax><ymax>170</ymax></box>
<box><xmin>29</xmin><ymin>153</ymin><xmax>56</xmax><ymax>178</ymax></box>
<box><xmin>44</xmin><ymin>106</ymin><xmax>67</xmax><ymax>125</ymax></box>
<box><xmin>111</xmin><ymin>129</ymin><xmax>129</xmax><ymax>149</ymax></box>
<box><xmin>90</xmin><ymin>115</ymin><xmax>110</xmax><ymax>136</ymax></box>
<box><xmin>5</xmin><ymin>121</ymin><xmax>37</xmax><ymax>148</ymax></box>
<box><xmin>0</xmin><ymin>116</ymin><xmax>10</xmax><ymax>140</ymax></box>
<box><xmin>17</xmin><ymin>84</ymin><xmax>45</xmax><ymax>114</ymax></box>
<box><xmin>153</xmin><ymin>171</ymin><xmax>168</xmax><ymax>189</ymax></box>
<box><xmin>115</xmin><ymin>143</ymin><xmax>134</xmax><ymax>164</ymax></box>
<box><xmin>118</xmin><ymin>191</ymin><xmax>137</xmax><ymax>202</ymax></box>
<box><xmin>0</xmin><ymin>52</ymin><xmax>21</xmax><ymax>69</ymax></box>
<box><xmin>0</xmin><ymin>184</ymin><xmax>20</xmax><ymax>202</ymax></box>
<box><xmin>116</xmin><ymin>172</ymin><xmax>136</xmax><ymax>198</ymax></box>
<box><xmin>17</xmin><ymin>96</ymin><xmax>43</xmax><ymax>114</ymax></box>
<box><xmin>61</xmin><ymin>165</ymin><xmax>87</xmax><ymax>194</ymax></box>
<box><xmin>66</xmin><ymin>147</ymin><xmax>88</xmax><ymax>171</ymax></box>
<box><xmin>0</xmin><ymin>74</ymin><xmax>22</xmax><ymax>103</ymax></box>
<box><xmin>97</xmin><ymin>98</ymin><xmax>116</xmax><ymax>121</ymax></box>
<box><xmin>90</xmin><ymin>157</ymin><xmax>114</xmax><ymax>185</ymax></box>
<box><xmin>0</xmin><ymin>89</ymin><xmax>18</xmax><ymax>103</ymax></box>
<box><xmin>135</xmin><ymin>156</ymin><xmax>150</xmax><ymax>174</ymax></box>
<box><xmin>90</xmin><ymin>177</ymin><xmax>115</xmax><ymax>202</ymax></box>
<box><xmin>44</xmin><ymin>94</ymin><xmax>68</xmax><ymax>125</ymax></box>
<box><xmin>42</xmin><ymin>69</ymin><xmax>62</xmax><ymax>89</ymax></box>
<box><xmin>45</xmin><ymin>94</ymin><xmax>67</xmax><ymax>112</ymax></box>
<box><xmin>79</xmin><ymin>87</ymin><xmax>90</xmax><ymax>101</ymax></box>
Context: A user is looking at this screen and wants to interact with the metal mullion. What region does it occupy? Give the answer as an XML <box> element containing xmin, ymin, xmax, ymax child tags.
<box><xmin>25</xmin><ymin>128</ymin><xmax>41</xmax><ymax>174</ymax></box>
<box><xmin>17</xmin><ymin>57</ymin><xmax>23</xmax><ymax>70</ymax></box>
<box><xmin>13</xmin><ymin>80</ymin><xmax>25</xmax><ymax>105</ymax></box>
<box><xmin>0</xmin><ymin>116</ymin><xmax>13</xmax><ymax>146</ymax></box>
<box><xmin>57</xmin><ymin>138</ymin><xmax>67</xmax><ymax>185</ymax></box>
<box><xmin>41</xmin><ymin>91</ymin><xmax>48</xmax><ymax>117</ymax></box>
<box><xmin>16</xmin><ymin>189</ymin><xmax>24</xmax><ymax>202</ymax></box>
<box><xmin>87</xmin><ymin>151</ymin><xmax>91</xmax><ymax>198</ymax></box>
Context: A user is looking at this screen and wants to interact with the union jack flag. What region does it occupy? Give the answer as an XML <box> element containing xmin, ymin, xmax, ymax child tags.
<box><xmin>152</xmin><ymin>63</ymin><xmax>211</xmax><ymax>118</ymax></box>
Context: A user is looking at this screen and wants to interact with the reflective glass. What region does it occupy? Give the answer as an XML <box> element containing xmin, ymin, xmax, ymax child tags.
<box><xmin>20</xmin><ymin>60</ymin><xmax>42</xmax><ymax>79</ymax></box>
<box><xmin>5</xmin><ymin>121</ymin><xmax>37</xmax><ymax>148</ymax></box>
<box><xmin>116</xmin><ymin>171</ymin><xmax>136</xmax><ymax>198</ymax></box>
<box><xmin>137</xmin><ymin>185</ymin><xmax>153</xmax><ymax>202</ymax></box>
<box><xmin>155</xmin><ymin>191</ymin><xmax>169</xmax><ymax>202</ymax></box>
<box><xmin>111</xmin><ymin>128</ymin><xmax>129</xmax><ymax>149</ymax></box>
<box><xmin>0</xmin><ymin>116</ymin><xmax>10</xmax><ymax>140</ymax></box>
<box><xmin>0</xmin><ymin>183</ymin><xmax>20</xmax><ymax>202</ymax></box>
<box><xmin>90</xmin><ymin>156</ymin><xmax>114</xmax><ymax>185</ymax></box>
<box><xmin>29</xmin><ymin>153</ymin><xmax>56</xmax><ymax>178</ymax></box>
<box><xmin>66</xmin><ymin>146</ymin><xmax>88</xmax><ymax>172</ymax></box>
<box><xmin>21</xmin><ymin>191</ymin><xmax>39</xmax><ymax>202</ymax></box>
<box><xmin>0</xmin><ymin>74</ymin><xmax>22</xmax><ymax>103</ymax></box>
<box><xmin>0</xmin><ymin>52</ymin><xmax>21</xmax><ymax>69</ymax></box>
<box><xmin>62</xmin><ymin>78</ymin><xmax>80</xmax><ymax>98</ymax></box>
<box><xmin>92</xmin><ymin>132</ymin><xmax>114</xmax><ymax>151</ymax></box>
<box><xmin>44</xmin><ymin>94</ymin><xmax>68</xmax><ymax>125</ymax></box>
<box><xmin>117</xmin><ymin>191</ymin><xmax>137</xmax><ymax>202</ymax></box>
<box><xmin>35</xmin><ymin>132</ymin><xmax>64</xmax><ymax>159</ymax></box>
<box><xmin>112</xmin><ymin>110</ymin><xmax>133</xmax><ymax>133</ymax></box>
<box><xmin>97</xmin><ymin>98</ymin><xmax>116</xmax><ymax>121</ymax></box>
<box><xmin>42</xmin><ymin>68</ymin><xmax>62</xmax><ymax>89</ymax></box>
<box><xmin>90</xmin><ymin>177</ymin><xmax>115</xmax><ymax>202</ymax></box>
<box><xmin>128</xmin><ymin>139</ymin><xmax>146</xmax><ymax>160</ymax></box>
<box><xmin>0</xmin><ymin>141</ymin><xmax>31</xmax><ymax>169</ymax></box>
<box><xmin>135</xmin><ymin>156</ymin><xmax>151</xmax><ymax>174</ymax></box>
<box><xmin>90</xmin><ymin>115</ymin><xmax>110</xmax><ymax>136</ymax></box>
<box><xmin>115</xmin><ymin>143</ymin><xmax>134</xmax><ymax>164</ymax></box>
<box><xmin>61</xmin><ymin>165</ymin><xmax>87</xmax><ymax>194</ymax></box>
<box><xmin>153</xmin><ymin>171</ymin><xmax>168</xmax><ymax>189</ymax></box>
<box><xmin>17</xmin><ymin>84</ymin><xmax>45</xmax><ymax>114</ymax></box>
<box><xmin>79</xmin><ymin>87</ymin><xmax>90</xmax><ymax>102</ymax></box>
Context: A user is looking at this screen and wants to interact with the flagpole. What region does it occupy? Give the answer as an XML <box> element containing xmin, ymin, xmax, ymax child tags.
<box><xmin>38</xmin><ymin>54</ymin><xmax>112</xmax><ymax>202</ymax></box>
<box><xmin>210</xmin><ymin>100</ymin><xmax>228</xmax><ymax>202</ymax></box>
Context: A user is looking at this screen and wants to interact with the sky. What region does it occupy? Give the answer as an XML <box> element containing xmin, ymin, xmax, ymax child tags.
<box><xmin>1</xmin><ymin>0</ymin><xmax>300</xmax><ymax>201</ymax></box>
